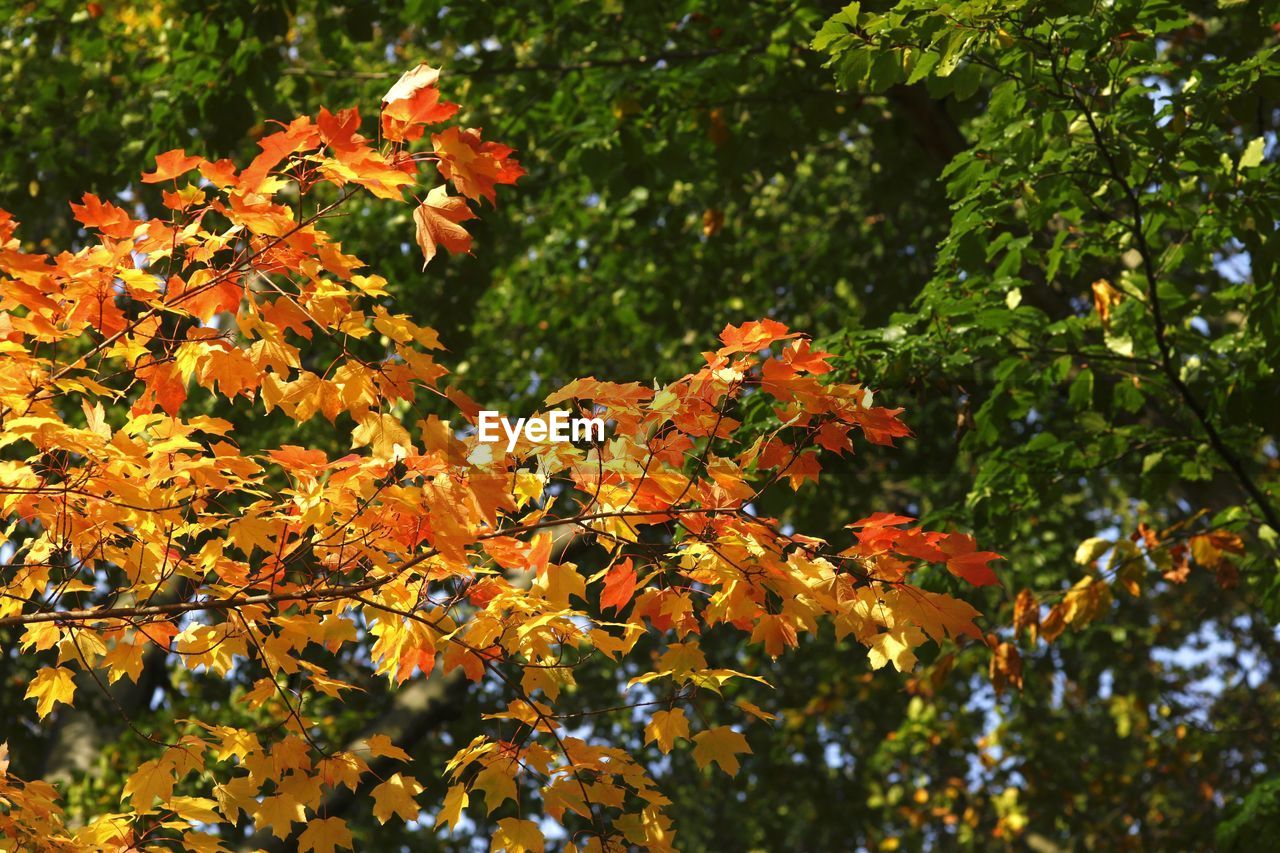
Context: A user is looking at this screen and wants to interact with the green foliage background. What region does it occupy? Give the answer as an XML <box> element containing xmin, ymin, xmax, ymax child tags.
<box><xmin>2</xmin><ymin>0</ymin><xmax>1279</xmax><ymax>849</ymax></box>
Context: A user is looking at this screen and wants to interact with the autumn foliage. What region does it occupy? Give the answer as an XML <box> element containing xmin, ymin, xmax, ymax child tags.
<box><xmin>0</xmin><ymin>64</ymin><xmax>998</xmax><ymax>850</ymax></box>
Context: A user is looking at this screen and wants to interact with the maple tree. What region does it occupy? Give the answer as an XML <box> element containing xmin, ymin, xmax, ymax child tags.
<box><xmin>0</xmin><ymin>63</ymin><xmax>1000</xmax><ymax>850</ymax></box>
<box><xmin>8</xmin><ymin>1</ymin><xmax>1276</xmax><ymax>846</ymax></box>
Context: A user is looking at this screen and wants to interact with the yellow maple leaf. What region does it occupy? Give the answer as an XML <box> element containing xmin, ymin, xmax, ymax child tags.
<box><xmin>123</xmin><ymin>757</ymin><xmax>175</xmax><ymax>808</ymax></box>
<box><xmin>25</xmin><ymin>667</ymin><xmax>76</xmax><ymax>719</ymax></box>
<box><xmin>867</xmin><ymin>625</ymin><xmax>927</xmax><ymax>673</ymax></box>
<box><xmin>364</xmin><ymin>733</ymin><xmax>412</xmax><ymax>762</ymax></box>
<box><xmin>537</xmin><ymin>560</ymin><xmax>587</xmax><ymax>609</ymax></box>
<box><xmin>101</xmin><ymin>634</ymin><xmax>145</xmax><ymax>685</ymax></box>
<box><xmin>644</xmin><ymin>709</ymin><xmax>690</xmax><ymax>754</ymax></box>
<box><xmin>435</xmin><ymin>784</ymin><xmax>469</xmax><ymax>831</ymax></box>
<box><xmin>750</xmin><ymin>613</ymin><xmax>799</xmax><ymax>659</ymax></box>
<box><xmin>277</xmin><ymin>772</ymin><xmax>324</xmax><ymax>812</ymax></box>
<box><xmin>371</xmin><ymin>773</ymin><xmax>424</xmax><ymax>824</ymax></box>
<box><xmin>213</xmin><ymin>775</ymin><xmax>259</xmax><ymax>822</ymax></box>
<box><xmin>316</xmin><ymin>752</ymin><xmax>367</xmax><ymax>793</ymax></box>
<box><xmin>297</xmin><ymin>816</ymin><xmax>353</xmax><ymax>853</ymax></box>
<box><xmin>691</xmin><ymin>726</ymin><xmax>751</xmax><ymax>775</ymax></box>
<box><xmin>886</xmin><ymin>587</ymin><xmax>982</xmax><ymax>644</ymax></box>
<box><xmin>735</xmin><ymin>699</ymin><xmax>778</xmax><ymax>722</ymax></box>
<box><xmin>254</xmin><ymin>793</ymin><xmax>305</xmax><ymax>840</ymax></box>
<box><xmin>491</xmin><ymin>817</ymin><xmax>544</xmax><ymax>853</ymax></box>
<box><xmin>179</xmin><ymin>829</ymin><xmax>232</xmax><ymax>853</ymax></box>
<box><xmin>472</xmin><ymin>762</ymin><xmax>518</xmax><ymax>814</ymax></box>
<box><xmin>168</xmin><ymin>796</ymin><xmax>223</xmax><ymax>824</ymax></box>
<box><xmin>513</xmin><ymin>469</ymin><xmax>545</xmax><ymax>507</ymax></box>
<box><xmin>19</xmin><ymin>621</ymin><xmax>61</xmax><ymax>653</ymax></box>
<box><xmin>351</xmin><ymin>412</ymin><xmax>412</xmax><ymax>459</ymax></box>
<box><xmin>1091</xmin><ymin>278</ymin><xmax>1123</xmax><ymax>330</ymax></box>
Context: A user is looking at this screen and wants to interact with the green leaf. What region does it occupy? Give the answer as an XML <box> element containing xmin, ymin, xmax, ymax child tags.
<box><xmin>1068</xmin><ymin>368</ymin><xmax>1094</xmax><ymax>410</ymax></box>
<box><xmin>1239</xmin><ymin>136</ymin><xmax>1266</xmax><ymax>170</ymax></box>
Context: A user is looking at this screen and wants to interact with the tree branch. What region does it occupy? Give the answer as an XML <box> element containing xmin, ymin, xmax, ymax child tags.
<box><xmin>282</xmin><ymin>44</ymin><xmax>773</xmax><ymax>82</ymax></box>
<box><xmin>0</xmin><ymin>505</ymin><xmax>743</xmax><ymax>628</ymax></box>
<box><xmin>1065</xmin><ymin>84</ymin><xmax>1280</xmax><ymax>537</ymax></box>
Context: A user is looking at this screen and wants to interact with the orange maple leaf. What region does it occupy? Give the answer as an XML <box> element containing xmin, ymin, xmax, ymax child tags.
<box><xmin>716</xmin><ymin>319</ymin><xmax>800</xmax><ymax>355</ymax></box>
<box><xmin>239</xmin><ymin>116</ymin><xmax>321</xmax><ymax>192</ymax></box>
<box><xmin>600</xmin><ymin>559</ymin><xmax>638</xmax><ymax>612</ymax></box>
<box><xmin>141</xmin><ymin>148</ymin><xmax>204</xmax><ymax>183</ymax></box>
<box><xmin>413</xmin><ymin>185</ymin><xmax>476</xmax><ymax>268</ymax></box>
<box><xmin>380</xmin><ymin>63</ymin><xmax>459</xmax><ymax>142</ymax></box>
<box><xmin>940</xmin><ymin>533</ymin><xmax>1002</xmax><ymax>587</ymax></box>
<box><xmin>431</xmin><ymin>126</ymin><xmax>524</xmax><ymax>204</ymax></box>
<box><xmin>318</xmin><ymin>106</ymin><xmax>365</xmax><ymax>152</ymax></box>
<box><xmin>69</xmin><ymin>193</ymin><xmax>133</xmax><ymax>237</ymax></box>
<box><xmin>133</xmin><ymin>362</ymin><xmax>187</xmax><ymax>416</ymax></box>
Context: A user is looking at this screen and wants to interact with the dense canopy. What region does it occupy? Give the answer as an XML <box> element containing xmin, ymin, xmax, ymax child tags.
<box><xmin>0</xmin><ymin>1</ymin><xmax>1278</xmax><ymax>850</ymax></box>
